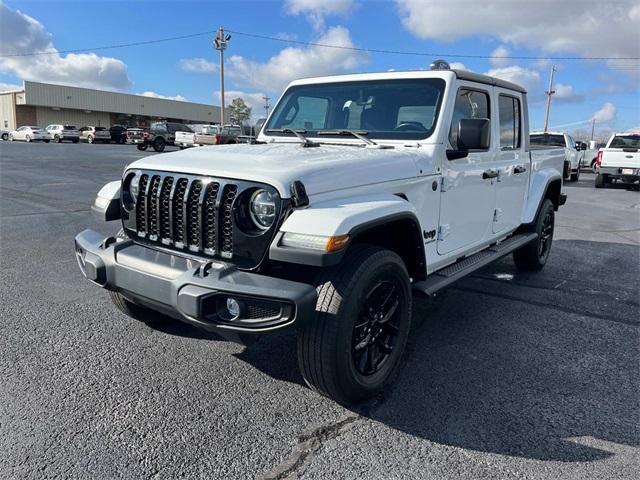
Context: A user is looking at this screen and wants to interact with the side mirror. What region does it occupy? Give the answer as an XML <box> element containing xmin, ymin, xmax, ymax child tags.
<box><xmin>458</xmin><ymin>118</ymin><xmax>491</xmax><ymax>151</ymax></box>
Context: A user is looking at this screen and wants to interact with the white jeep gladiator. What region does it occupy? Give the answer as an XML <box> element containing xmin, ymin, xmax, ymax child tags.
<box><xmin>75</xmin><ymin>63</ymin><xmax>566</xmax><ymax>405</ymax></box>
<box><xmin>595</xmin><ymin>132</ymin><xmax>640</xmax><ymax>188</ymax></box>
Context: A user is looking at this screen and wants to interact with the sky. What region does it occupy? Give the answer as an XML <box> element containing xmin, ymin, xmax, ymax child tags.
<box><xmin>0</xmin><ymin>0</ymin><xmax>638</xmax><ymax>137</ymax></box>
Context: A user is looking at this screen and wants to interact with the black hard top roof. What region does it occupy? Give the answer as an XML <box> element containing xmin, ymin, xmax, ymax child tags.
<box><xmin>453</xmin><ymin>69</ymin><xmax>527</xmax><ymax>94</ymax></box>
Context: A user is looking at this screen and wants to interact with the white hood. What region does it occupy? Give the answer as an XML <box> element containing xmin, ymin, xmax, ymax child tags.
<box><xmin>128</xmin><ymin>143</ymin><xmax>423</xmax><ymax>197</ymax></box>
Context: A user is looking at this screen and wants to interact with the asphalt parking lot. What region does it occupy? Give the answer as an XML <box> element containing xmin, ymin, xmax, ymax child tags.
<box><xmin>1</xmin><ymin>141</ymin><xmax>638</xmax><ymax>479</ymax></box>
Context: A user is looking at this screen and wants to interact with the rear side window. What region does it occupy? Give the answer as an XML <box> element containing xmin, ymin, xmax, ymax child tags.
<box><xmin>530</xmin><ymin>134</ymin><xmax>566</xmax><ymax>147</ymax></box>
<box><xmin>449</xmin><ymin>89</ymin><xmax>490</xmax><ymax>150</ymax></box>
<box><xmin>498</xmin><ymin>95</ymin><xmax>521</xmax><ymax>150</ymax></box>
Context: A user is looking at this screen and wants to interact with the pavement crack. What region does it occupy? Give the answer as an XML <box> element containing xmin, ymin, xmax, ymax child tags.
<box><xmin>259</xmin><ymin>414</ymin><xmax>360</xmax><ymax>480</ymax></box>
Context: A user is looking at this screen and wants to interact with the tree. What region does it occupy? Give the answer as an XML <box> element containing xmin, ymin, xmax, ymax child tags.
<box><xmin>228</xmin><ymin>98</ymin><xmax>251</xmax><ymax>126</ymax></box>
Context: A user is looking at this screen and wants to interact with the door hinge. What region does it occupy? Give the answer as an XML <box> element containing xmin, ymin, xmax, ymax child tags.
<box><xmin>440</xmin><ymin>176</ymin><xmax>449</xmax><ymax>192</ymax></box>
<box><xmin>437</xmin><ymin>224</ymin><xmax>451</xmax><ymax>240</ymax></box>
<box><xmin>493</xmin><ymin>208</ymin><xmax>503</xmax><ymax>222</ymax></box>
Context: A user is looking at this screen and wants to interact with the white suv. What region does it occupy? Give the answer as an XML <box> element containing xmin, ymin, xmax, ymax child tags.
<box><xmin>46</xmin><ymin>124</ymin><xmax>80</xmax><ymax>143</ymax></box>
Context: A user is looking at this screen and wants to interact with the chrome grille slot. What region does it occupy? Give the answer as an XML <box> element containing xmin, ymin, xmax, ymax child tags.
<box><xmin>159</xmin><ymin>176</ymin><xmax>174</xmax><ymax>243</ymax></box>
<box><xmin>203</xmin><ymin>182</ymin><xmax>220</xmax><ymax>255</ymax></box>
<box><xmin>148</xmin><ymin>175</ymin><xmax>161</xmax><ymax>240</ymax></box>
<box><xmin>135</xmin><ymin>174</ymin><xmax>149</xmax><ymax>235</ymax></box>
<box><xmin>172</xmin><ymin>178</ymin><xmax>189</xmax><ymax>247</ymax></box>
<box><xmin>186</xmin><ymin>180</ymin><xmax>203</xmax><ymax>251</ymax></box>
<box><xmin>125</xmin><ymin>170</ymin><xmax>279</xmax><ymax>268</ymax></box>
<box><xmin>220</xmin><ymin>184</ymin><xmax>238</xmax><ymax>257</ymax></box>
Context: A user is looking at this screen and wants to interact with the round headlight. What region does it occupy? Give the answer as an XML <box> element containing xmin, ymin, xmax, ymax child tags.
<box><xmin>250</xmin><ymin>189</ymin><xmax>276</xmax><ymax>230</ymax></box>
<box><xmin>129</xmin><ymin>172</ymin><xmax>141</xmax><ymax>202</ymax></box>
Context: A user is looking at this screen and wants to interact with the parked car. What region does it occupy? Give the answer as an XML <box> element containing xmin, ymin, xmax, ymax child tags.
<box><xmin>109</xmin><ymin>125</ymin><xmax>128</xmax><ymax>144</ymax></box>
<box><xmin>79</xmin><ymin>126</ymin><xmax>111</xmax><ymax>144</ymax></box>
<box><xmin>530</xmin><ymin>131</ymin><xmax>583</xmax><ymax>181</ymax></box>
<box><xmin>175</xmin><ymin>124</ymin><xmax>241</xmax><ymax>148</ymax></box>
<box><xmin>595</xmin><ymin>132</ymin><xmax>640</xmax><ymax>188</ymax></box>
<box><xmin>581</xmin><ymin>140</ymin><xmax>606</xmax><ymax>170</ymax></box>
<box><xmin>135</xmin><ymin>121</ymin><xmax>193</xmax><ymax>152</ymax></box>
<box><xmin>76</xmin><ymin>62</ymin><xmax>566</xmax><ymax>406</ymax></box>
<box><xmin>125</xmin><ymin>127</ymin><xmax>144</xmax><ymax>145</ymax></box>
<box><xmin>45</xmin><ymin>124</ymin><xmax>80</xmax><ymax>143</ymax></box>
<box><xmin>9</xmin><ymin>126</ymin><xmax>50</xmax><ymax>142</ymax></box>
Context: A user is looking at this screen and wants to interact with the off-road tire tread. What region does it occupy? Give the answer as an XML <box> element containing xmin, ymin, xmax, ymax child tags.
<box><xmin>297</xmin><ymin>245</ymin><xmax>409</xmax><ymax>405</ymax></box>
<box><xmin>513</xmin><ymin>199</ymin><xmax>554</xmax><ymax>271</ymax></box>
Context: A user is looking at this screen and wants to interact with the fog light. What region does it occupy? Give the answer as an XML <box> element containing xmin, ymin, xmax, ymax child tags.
<box><xmin>226</xmin><ymin>298</ymin><xmax>241</xmax><ymax>319</ymax></box>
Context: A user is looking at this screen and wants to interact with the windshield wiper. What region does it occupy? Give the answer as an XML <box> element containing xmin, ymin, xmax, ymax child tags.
<box><xmin>317</xmin><ymin>129</ymin><xmax>377</xmax><ymax>146</ymax></box>
<box><xmin>265</xmin><ymin>128</ymin><xmax>319</xmax><ymax>147</ymax></box>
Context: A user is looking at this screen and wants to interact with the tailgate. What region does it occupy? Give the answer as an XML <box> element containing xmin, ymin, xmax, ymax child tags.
<box><xmin>175</xmin><ymin>132</ymin><xmax>194</xmax><ymax>143</ymax></box>
<box><xmin>601</xmin><ymin>149</ymin><xmax>640</xmax><ymax>169</ymax></box>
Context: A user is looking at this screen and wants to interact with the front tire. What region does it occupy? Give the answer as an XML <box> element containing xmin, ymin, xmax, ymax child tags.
<box><xmin>137</xmin><ymin>143</ymin><xmax>148</xmax><ymax>151</ymax></box>
<box><xmin>1</xmin><ymin>133</ymin><xmax>8</xmax><ymax>141</ymax></box>
<box><xmin>513</xmin><ymin>199</ymin><xmax>555</xmax><ymax>271</ymax></box>
<box><xmin>595</xmin><ymin>173</ymin><xmax>607</xmax><ymax>188</ymax></box>
<box><xmin>25</xmin><ymin>135</ymin><xmax>31</xmax><ymax>143</ymax></box>
<box><xmin>297</xmin><ymin>245</ymin><xmax>412</xmax><ymax>406</ymax></box>
<box><xmin>570</xmin><ymin>167</ymin><xmax>580</xmax><ymax>182</ymax></box>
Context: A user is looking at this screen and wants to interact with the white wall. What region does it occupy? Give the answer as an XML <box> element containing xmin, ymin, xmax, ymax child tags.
<box><xmin>0</xmin><ymin>93</ymin><xmax>16</xmax><ymax>130</ymax></box>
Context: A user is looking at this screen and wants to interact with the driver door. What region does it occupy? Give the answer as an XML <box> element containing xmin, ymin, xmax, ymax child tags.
<box><xmin>437</xmin><ymin>85</ymin><xmax>497</xmax><ymax>256</ymax></box>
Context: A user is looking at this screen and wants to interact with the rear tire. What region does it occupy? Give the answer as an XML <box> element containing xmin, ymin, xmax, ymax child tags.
<box><xmin>595</xmin><ymin>173</ymin><xmax>607</xmax><ymax>188</ymax></box>
<box><xmin>88</xmin><ymin>135</ymin><xmax>94</xmax><ymax>144</ymax></box>
<box><xmin>25</xmin><ymin>135</ymin><xmax>31</xmax><ymax>143</ymax></box>
<box><xmin>513</xmin><ymin>199</ymin><xmax>555</xmax><ymax>272</ymax></box>
<box><xmin>297</xmin><ymin>245</ymin><xmax>412</xmax><ymax>406</ymax></box>
<box><xmin>54</xmin><ymin>135</ymin><xmax>61</xmax><ymax>143</ymax></box>
<box><xmin>153</xmin><ymin>137</ymin><xmax>166</xmax><ymax>152</ymax></box>
<box><xmin>570</xmin><ymin>167</ymin><xmax>580</xmax><ymax>182</ymax></box>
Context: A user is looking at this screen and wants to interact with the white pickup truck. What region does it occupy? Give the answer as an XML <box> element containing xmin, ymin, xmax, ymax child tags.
<box><xmin>176</xmin><ymin>125</ymin><xmax>242</xmax><ymax>148</ymax></box>
<box><xmin>75</xmin><ymin>62</ymin><xmax>566</xmax><ymax>405</ymax></box>
<box><xmin>595</xmin><ymin>133</ymin><xmax>640</xmax><ymax>188</ymax></box>
<box><xmin>530</xmin><ymin>131</ymin><xmax>583</xmax><ymax>182</ymax></box>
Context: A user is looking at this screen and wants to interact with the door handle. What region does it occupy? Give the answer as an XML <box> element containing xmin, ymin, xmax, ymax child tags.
<box><xmin>513</xmin><ymin>165</ymin><xmax>527</xmax><ymax>174</ymax></box>
<box><xmin>482</xmin><ymin>169</ymin><xmax>499</xmax><ymax>179</ymax></box>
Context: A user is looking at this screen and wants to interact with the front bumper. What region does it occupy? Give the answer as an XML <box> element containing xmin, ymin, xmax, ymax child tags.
<box><xmin>74</xmin><ymin>229</ymin><xmax>317</xmax><ymax>335</ymax></box>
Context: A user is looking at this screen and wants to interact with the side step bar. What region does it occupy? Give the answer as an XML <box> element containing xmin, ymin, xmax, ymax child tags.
<box><xmin>413</xmin><ymin>233</ymin><xmax>538</xmax><ymax>296</ymax></box>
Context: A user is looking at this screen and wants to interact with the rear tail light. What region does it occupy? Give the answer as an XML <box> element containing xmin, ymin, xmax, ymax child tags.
<box><xmin>596</xmin><ymin>149</ymin><xmax>603</xmax><ymax>166</ymax></box>
<box><xmin>143</xmin><ymin>131</ymin><xmax>150</xmax><ymax>138</ymax></box>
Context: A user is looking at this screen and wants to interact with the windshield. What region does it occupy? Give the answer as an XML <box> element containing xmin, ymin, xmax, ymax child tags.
<box><xmin>609</xmin><ymin>135</ymin><xmax>640</xmax><ymax>149</ymax></box>
<box><xmin>530</xmin><ymin>134</ymin><xmax>566</xmax><ymax>147</ymax></box>
<box><xmin>265</xmin><ymin>79</ymin><xmax>446</xmax><ymax>141</ymax></box>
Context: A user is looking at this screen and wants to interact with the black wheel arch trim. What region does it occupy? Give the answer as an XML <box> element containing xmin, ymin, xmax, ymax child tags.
<box><xmin>269</xmin><ymin>211</ymin><xmax>427</xmax><ymax>278</ymax></box>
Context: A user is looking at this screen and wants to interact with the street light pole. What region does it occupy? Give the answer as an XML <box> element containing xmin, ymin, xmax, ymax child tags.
<box><xmin>214</xmin><ymin>26</ymin><xmax>231</xmax><ymax>126</ymax></box>
<box><xmin>543</xmin><ymin>64</ymin><xmax>556</xmax><ymax>133</ymax></box>
<box><xmin>591</xmin><ymin>118</ymin><xmax>596</xmax><ymax>141</ymax></box>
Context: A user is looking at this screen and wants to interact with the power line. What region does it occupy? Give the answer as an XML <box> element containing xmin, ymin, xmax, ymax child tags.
<box><xmin>1</xmin><ymin>27</ymin><xmax>639</xmax><ymax>61</ymax></box>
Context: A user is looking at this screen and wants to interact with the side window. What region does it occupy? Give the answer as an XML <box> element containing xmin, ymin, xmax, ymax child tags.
<box><xmin>498</xmin><ymin>95</ymin><xmax>521</xmax><ymax>150</ymax></box>
<box><xmin>449</xmin><ymin>88</ymin><xmax>490</xmax><ymax>150</ymax></box>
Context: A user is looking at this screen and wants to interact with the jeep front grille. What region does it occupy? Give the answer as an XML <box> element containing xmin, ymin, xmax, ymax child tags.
<box><xmin>132</xmin><ymin>173</ymin><xmax>239</xmax><ymax>258</ymax></box>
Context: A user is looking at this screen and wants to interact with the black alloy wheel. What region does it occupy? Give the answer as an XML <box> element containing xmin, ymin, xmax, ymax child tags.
<box><xmin>352</xmin><ymin>280</ymin><xmax>402</xmax><ymax>376</ymax></box>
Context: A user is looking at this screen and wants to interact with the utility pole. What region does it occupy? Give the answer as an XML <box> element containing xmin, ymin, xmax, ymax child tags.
<box><xmin>543</xmin><ymin>64</ymin><xmax>556</xmax><ymax>133</ymax></box>
<box><xmin>213</xmin><ymin>26</ymin><xmax>231</xmax><ymax>126</ymax></box>
<box><xmin>262</xmin><ymin>95</ymin><xmax>271</xmax><ymax>118</ymax></box>
<box><xmin>590</xmin><ymin>118</ymin><xmax>596</xmax><ymax>141</ymax></box>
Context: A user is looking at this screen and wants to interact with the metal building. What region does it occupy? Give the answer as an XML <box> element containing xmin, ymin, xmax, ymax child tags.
<box><xmin>0</xmin><ymin>81</ymin><xmax>224</xmax><ymax>131</ymax></box>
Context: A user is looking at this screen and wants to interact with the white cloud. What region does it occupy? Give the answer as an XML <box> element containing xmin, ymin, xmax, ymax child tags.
<box><xmin>448</xmin><ymin>62</ymin><xmax>467</xmax><ymax>70</ymax></box>
<box><xmin>490</xmin><ymin>46</ymin><xmax>509</xmax><ymax>68</ymax></box>
<box><xmin>227</xmin><ymin>26</ymin><xmax>367</xmax><ymax>93</ymax></box>
<box><xmin>285</xmin><ymin>0</ymin><xmax>355</xmax><ymax>30</ymax></box>
<box><xmin>0</xmin><ymin>82</ymin><xmax>22</xmax><ymax>92</ymax></box>
<box><xmin>486</xmin><ymin>65</ymin><xmax>542</xmax><ymax>97</ymax></box>
<box><xmin>179</xmin><ymin>58</ymin><xmax>217</xmax><ymax>73</ymax></box>
<box><xmin>591</xmin><ymin>102</ymin><xmax>617</xmax><ymax>123</ymax></box>
<box><xmin>396</xmin><ymin>0</ymin><xmax>640</xmax><ymax>60</ymax></box>
<box><xmin>554</xmin><ymin>83</ymin><xmax>583</xmax><ymax>103</ymax></box>
<box><xmin>0</xmin><ymin>4</ymin><xmax>130</xmax><ymax>90</ymax></box>
<box><xmin>138</xmin><ymin>91</ymin><xmax>188</xmax><ymax>102</ymax></box>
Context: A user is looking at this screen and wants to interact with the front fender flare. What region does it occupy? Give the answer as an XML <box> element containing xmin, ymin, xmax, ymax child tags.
<box><xmin>270</xmin><ymin>194</ymin><xmax>422</xmax><ymax>266</ymax></box>
<box><xmin>91</xmin><ymin>180</ymin><xmax>121</xmax><ymax>222</ymax></box>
